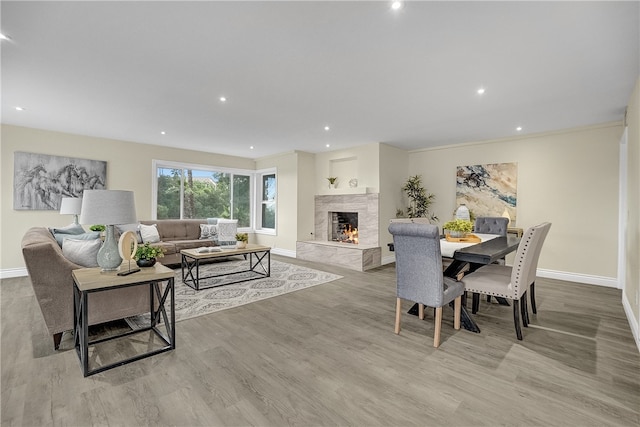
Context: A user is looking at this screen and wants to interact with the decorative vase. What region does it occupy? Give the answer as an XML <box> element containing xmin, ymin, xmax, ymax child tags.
<box><xmin>236</xmin><ymin>241</ymin><xmax>247</xmax><ymax>249</ymax></box>
<box><xmin>349</xmin><ymin>178</ymin><xmax>358</xmax><ymax>188</ymax></box>
<box><xmin>136</xmin><ymin>257</ymin><xmax>156</xmax><ymax>268</ymax></box>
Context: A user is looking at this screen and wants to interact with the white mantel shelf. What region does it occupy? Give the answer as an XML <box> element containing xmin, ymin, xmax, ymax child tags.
<box><xmin>316</xmin><ymin>187</ymin><xmax>377</xmax><ymax>196</ymax></box>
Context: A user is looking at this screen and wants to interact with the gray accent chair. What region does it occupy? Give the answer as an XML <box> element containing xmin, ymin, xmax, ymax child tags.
<box><xmin>388</xmin><ymin>222</ymin><xmax>464</xmax><ymax>347</ymax></box>
<box><xmin>460</xmin><ymin>222</ymin><xmax>551</xmax><ymax>340</ymax></box>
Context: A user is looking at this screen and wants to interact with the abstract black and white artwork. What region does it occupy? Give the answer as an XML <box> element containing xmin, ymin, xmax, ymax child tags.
<box><xmin>456</xmin><ymin>162</ymin><xmax>517</xmax><ymax>223</ymax></box>
<box><xmin>13</xmin><ymin>152</ymin><xmax>107</xmax><ymax>210</ymax></box>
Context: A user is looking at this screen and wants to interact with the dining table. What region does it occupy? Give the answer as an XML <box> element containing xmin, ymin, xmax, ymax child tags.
<box><xmin>391</xmin><ymin>233</ymin><xmax>521</xmax><ymax>333</ymax></box>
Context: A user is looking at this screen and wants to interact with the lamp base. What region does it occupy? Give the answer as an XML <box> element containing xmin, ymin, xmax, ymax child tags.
<box><xmin>97</xmin><ymin>225</ymin><xmax>123</xmax><ymax>271</ymax></box>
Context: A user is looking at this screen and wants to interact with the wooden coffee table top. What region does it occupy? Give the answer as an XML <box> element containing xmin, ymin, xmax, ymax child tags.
<box><xmin>181</xmin><ymin>244</ymin><xmax>271</xmax><ymax>260</ymax></box>
<box><xmin>72</xmin><ymin>262</ymin><xmax>174</xmax><ymax>292</ymax></box>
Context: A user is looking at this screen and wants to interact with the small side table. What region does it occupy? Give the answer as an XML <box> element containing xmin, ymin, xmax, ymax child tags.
<box><xmin>72</xmin><ymin>263</ymin><xmax>175</xmax><ymax>377</ymax></box>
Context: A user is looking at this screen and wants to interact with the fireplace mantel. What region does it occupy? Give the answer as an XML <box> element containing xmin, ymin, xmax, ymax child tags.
<box><xmin>316</xmin><ymin>187</ymin><xmax>377</xmax><ymax>196</ymax></box>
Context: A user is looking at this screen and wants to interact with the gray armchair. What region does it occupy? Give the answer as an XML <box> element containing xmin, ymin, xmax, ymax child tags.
<box><xmin>460</xmin><ymin>222</ymin><xmax>551</xmax><ymax>340</ymax></box>
<box><xmin>388</xmin><ymin>222</ymin><xmax>464</xmax><ymax>347</ymax></box>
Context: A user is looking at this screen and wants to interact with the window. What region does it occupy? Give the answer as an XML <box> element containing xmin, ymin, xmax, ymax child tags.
<box><xmin>256</xmin><ymin>169</ymin><xmax>277</xmax><ymax>232</ymax></box>
<box><xmin>153</xmin><ymin>161</ymin><xmax>253</xmax><ymax>228</ymax></box>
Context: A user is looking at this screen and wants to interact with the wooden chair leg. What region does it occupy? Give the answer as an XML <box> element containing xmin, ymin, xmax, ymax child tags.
<box><xmin>53</xmin><ymin>332</ymin><xmax>63</xmax><ymax>350</ymax></box>
<box><xmin>487</xmin><ymin>295</ymin><xmax>492</xmax><ymax>303</ymax></box>
<box><xmin>521</xmin><ymin>292</ymin><xmax>530</xmax><ymax>327</ymax></box>
<box><xmin>472</xmin><ymin>292</ymin><xmax>480</xmax><ymax>314</ymax></box>
<box><xmin>513</xmin><ymin>300</ymin><xmax>523</xmax><ymax>340</ymax></box>
<box><xmin>418</xmin><ymin>303</ymin><xmax>425</xmax><ymax>320</ymax></box>
<box><xmin>530</xmin><ymin>282</ymin><xmax>537</xmax><ymax>314</ymax></box>
<box><xmin>454</xmin><ymin>296</ymin><xmax>461</xmax><ymax>330</ymax></box>
<box><xmin>395</xmin><ymin>298</ymin><xmax>402</xmax><ymax>334</ymax></box>
<box><xmin>433</xmin><ymin>306</ymin><xmax>443</xmax><ymax>347</ymax></box>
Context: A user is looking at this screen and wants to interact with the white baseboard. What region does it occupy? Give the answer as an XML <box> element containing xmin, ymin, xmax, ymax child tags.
<box><xmin>272</xmin><ymin>247</ymin><xmax>297</xmax><ymax>258</ymax></box>
<box><xmin>536</xmin><ymin>269</ymin><xmax>618</xmax><ymax>288</ymax></box>
<box><xmin>381</xmin><ymin>255</ymin><xmax>395</xmax><ymax>265</ymax></box>
<box><xmin>622</xmin><ymin>290</ymin><xmax>640</xmax><ymax>352</ymax></box>
<box><xmin>1</xmin><ymin>268</ymin><xmax>28</xmax><ymax>279</ymax></box>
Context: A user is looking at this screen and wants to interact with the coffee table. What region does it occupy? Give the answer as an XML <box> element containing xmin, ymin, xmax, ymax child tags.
<box><xmin>180</xmin><ymin>244</ymin><xmax>271</xmax><ymax>290</ymax></box>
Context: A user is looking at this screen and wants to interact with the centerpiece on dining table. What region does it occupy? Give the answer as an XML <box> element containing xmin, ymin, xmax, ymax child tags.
<box><xmin>442</xmin><ymin>219</ymin><xmax>474</xmax><ymax>241</ymax></box>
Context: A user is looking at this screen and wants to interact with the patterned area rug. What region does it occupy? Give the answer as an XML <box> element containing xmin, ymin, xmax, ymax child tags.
<box><xmin>126</xmin><ymin>259</ymin><xmax>342</xmax><ymax>328</ymax></box>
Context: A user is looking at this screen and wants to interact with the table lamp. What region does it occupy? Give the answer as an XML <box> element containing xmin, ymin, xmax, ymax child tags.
<box><xmin>79</xmin><ymin>190</ymin><xmax>137</xmax><ymax>271</ymax></box>
<box><xmin>59</xmin><ymin>197</ymin><xmax>83</xmax><ymax>225</ymax></box>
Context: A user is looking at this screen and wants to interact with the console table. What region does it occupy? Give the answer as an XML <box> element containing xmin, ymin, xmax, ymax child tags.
<box><xmin>72</xmin><ymin>263</ymin><xmax>175</xmax><ymax>377</ymax></box>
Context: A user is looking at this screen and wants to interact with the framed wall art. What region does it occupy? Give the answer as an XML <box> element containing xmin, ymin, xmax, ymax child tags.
<box><xmin>456</xmin><ymin>162</ymin><xmax>517</xmax><ymax>223</ymax></box>
<box><xmin>13</xmin><ymin>151</ymin><xmax>107</xmax><ymax>210</ymax></box>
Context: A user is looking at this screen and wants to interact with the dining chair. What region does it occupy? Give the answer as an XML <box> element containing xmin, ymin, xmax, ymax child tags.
<box><xmin>472</xmin><ymin>216</ymin><xmax>510</xmax><ymax>306</ymax></box>
<box><xmin>388</xmin><ymin>222</ymin><xmax>465</xmax><ymax>347</ymax></box>
<box><xmin>460</xmin><ymin>222</ymin><xmax>551</xmax><ymax>340</ymax></box>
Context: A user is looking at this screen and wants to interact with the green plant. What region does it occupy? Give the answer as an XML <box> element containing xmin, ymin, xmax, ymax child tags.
<box><xmin>327</xmin><ymin>177</ymin><xmax>338</xmax><ymax>185</ymax></box>
<box><xmin>235</xmin><ymin>232</ymin><xmax>248</xmax><ymax>243</ymax></box>
<box><xmin>135</xmin><ymin>242</ymin><xmax>165</xmax><ymax>260</ymax></box>
<box><xmin>398</xmin><ymin>175</ymin><xmax>437</xmax><ymax>221</ymax></box>
<box><xmin>89</xmin><ymin>224</ymin><xmax>105</xmax><ymax>232</ymax></box>
<box><xmin>442</xmin><ymin>219</ymin><xmax>473</xmax><ymax>233</ymax></box>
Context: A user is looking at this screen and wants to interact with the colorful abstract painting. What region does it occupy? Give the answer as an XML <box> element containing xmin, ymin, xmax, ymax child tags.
<box><xmin>13</xmin><ymin>152</ymin><xmax>106</xmax><ymax>210</ymax></box>
<box><xmin>456</xmin><ymin>162</ymin><xmax>517</xmax><ymax>223</ymax></box>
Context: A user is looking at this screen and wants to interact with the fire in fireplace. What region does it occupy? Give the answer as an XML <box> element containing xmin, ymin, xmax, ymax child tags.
<box><xmin>331</xmin><ymin>212</ymin><xmax>359</xmax><ymax>244</ymax></box>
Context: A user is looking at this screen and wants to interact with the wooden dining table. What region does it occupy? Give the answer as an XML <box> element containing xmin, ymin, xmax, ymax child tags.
<box><xmin>393</xmin><ymin>233</ymin><xmax>521</xmax><ymax>333</ymax></box>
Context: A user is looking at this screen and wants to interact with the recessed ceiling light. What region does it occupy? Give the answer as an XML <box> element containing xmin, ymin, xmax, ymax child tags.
<box><xmin>15</xmin><ymin>106</ymin><xmax>25</xmax><ymax>111</ymax></box>
<box><xmin>324</xmin><ymin>126</ymin><xmax>330</xmax><ymax>131</ymax></box>
<box><xmin>161</xmin><ymin>131</ymin><xmax>166</xmax><ymax>135</ymax></box>
<box><xmin>391</xmin><ymin>1</ymin><xmax>403</xmax><ymax>11</ymax></box>
<box><xmin>219</xmin><ymin>96</ymin><xmax>227</xmax><ymax>102</ymax></box>
<box><xmin>0</xmin><ymin>33</ymin><xmax>11</xmax><ymax>41</ymax></box>
<box><xmin>516</xmin><ymin>126</ymin><xmax>523</xmax><ymax>131</ymax></box>
<box><xmin>477</xmin><ymin>88</ymin><xmax>485</xmax><ymax>95</ymax></box>
<box><xmin>250</xmin><ymin>146</ymin><xmax>254</xmax><ymax>150</ymax></box>
<box><xmin>326</xmin><ymin>144</ymin><xmax>331</xmax><ymax>148</ymax></box>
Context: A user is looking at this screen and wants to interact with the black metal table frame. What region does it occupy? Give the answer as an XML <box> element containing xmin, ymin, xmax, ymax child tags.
<box><xmin>181</xmin><ymin>249</ymin><xmax>271</xmax><ymax>291</ymax></box>
<box><xmin>73</xmin><ymin>277</ymin><xmax>175</xmax><ymax>377</ymax></box>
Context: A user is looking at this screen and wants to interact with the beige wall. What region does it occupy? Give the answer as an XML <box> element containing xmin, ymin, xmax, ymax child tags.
<box><xmin>408</xmin><ymin>122</ymin><xmax>623</xmax><ymax>280</ymax></box>
<box><xmin>624</xmin><ymin>76</ymin><xmax>640</xmax><ymax>337</ymax></box>
<box><xmin>378</xmin><ymin>144</ymin><xmax>410</xmax><ymax>261</ymax></box>
<box><xmin>1</xmin><ymin>125</ymin><xmax>255</xmax><ymax>271</ymax></box>
<box><xmin>314</xmin><ymin>143</ymin><xmax>380</xmax><ymax>193</ymax></box>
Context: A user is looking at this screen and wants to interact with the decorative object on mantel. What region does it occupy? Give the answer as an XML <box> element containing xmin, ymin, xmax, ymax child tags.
<box><xmin>134</xmin><ymin>242</ymin><xmax>165</xmax><ymax>268</ymax></box>
<box><xmin>327</xmin><ymin>177</ymin><xmax>338</xmax><ymax>189</ymax></box>
<box><xmin>443</xmin><ymin>219</ymin><xmax>473</xmax><ymax>238</ymax></box>
<box><xmin>349</xmin><ymin>178</ymin><xmax>358</xmax><ymax>188</ymax></box>
<box><xmin>80</xmin><ymin>190</ymin><xmax>138</xmax><ymax>271</ymax></box>
<box><xmin>13</xmin><ymin>151</ymin><xmax>106</xmax><ymax>210</ymax></box>
<box><xmin>396</xmin><ymin>175</ymin><xmax>438</xmax><ymax>222</ymax></box>
<box><xmin>235</xmin><ymin>232</ymin><xmax>248</xmax><ymax>249</ymax></box>
<box><xmin>59</xmin><ymin>197</ymin><xmax>82</xmax><ymax>225</ymax></box>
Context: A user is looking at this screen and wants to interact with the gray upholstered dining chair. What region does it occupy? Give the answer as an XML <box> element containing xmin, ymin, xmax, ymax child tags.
<box><xmin>460</xmin><ymin>222</ymin><xmax>551</xmax><ymax>340</ymax></box>
<box><xmin>388</xmin><ymin>222</ymin><xmax>465</xmax><ymax>347</ymax></box>
<box><xmin>473</xmin><ymin>216</ymin><xmax>509</xmax><ymax>236</ymax></box>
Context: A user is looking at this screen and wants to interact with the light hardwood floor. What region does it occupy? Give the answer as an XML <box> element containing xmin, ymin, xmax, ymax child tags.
<box><xmin>2</xmin><ymin>255</ymin><xmax>639</xmax><ymax>426</ymax></box>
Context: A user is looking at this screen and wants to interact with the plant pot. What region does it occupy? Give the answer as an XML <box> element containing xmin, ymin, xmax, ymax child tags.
<box><xmin>236</xmin><ymin>241</ymin><xmax>247</xmax><ymax>249</ymax></box>
<box><xmin>447</xmin><ymin>230</ymin><xmax>467</xmax><ymax>238</ymax></box>
<box><xmin>136</xmin><ymin>257</ymin><xmax>156</xmax><ymax>268</ymax></box>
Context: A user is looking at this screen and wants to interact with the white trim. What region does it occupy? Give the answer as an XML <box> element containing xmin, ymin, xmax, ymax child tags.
<box><xmin>622</xmin><ymin>289</ymin><xmax>640</xmax><ymax>352</ymax></box>
<box><xmin>272</xmin><ymin>247</ymin><xmax>296</xmax><ymax>258</ymax></box>
<box><xmin>536</xmin><ymin>269</ymin><xmax>617</xmax><ymax>288</ymax></box>
<box><xmin>382</xmin><ymin>255</ymin><xmax>396</xmax><ymax>265</ymax></box>
<box><xmin>618</xmin><ymin>128</ymin><xmax>628</xmax><ymax>290</ymax></box>
<box><xmin>1</xmin><ymin>268</ymin><xmax>28</xmax><ymax>279</ymax></box>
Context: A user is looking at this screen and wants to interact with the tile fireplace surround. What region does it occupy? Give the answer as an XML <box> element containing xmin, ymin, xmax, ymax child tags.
<box><xmin>296</xmin><ymin>193</ymin><xmax>381</xmax><ymax>271</ymax></box>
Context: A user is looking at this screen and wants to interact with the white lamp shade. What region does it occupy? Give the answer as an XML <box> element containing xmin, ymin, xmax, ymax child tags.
<box><xmin>79</xmin><ymin>190</ymin><xmax>137</xmax><ymax>225</ymax></box>
<box><xmin>59</xmin><ymin>197</ymin><xmax>83</xmax><ymax>215</ymax></box>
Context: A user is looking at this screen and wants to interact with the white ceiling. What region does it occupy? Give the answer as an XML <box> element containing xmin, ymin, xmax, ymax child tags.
<box><xmin>2</xmin><ymin>1</ymin><xmax>639</xmax><ymax>159</ymax></box>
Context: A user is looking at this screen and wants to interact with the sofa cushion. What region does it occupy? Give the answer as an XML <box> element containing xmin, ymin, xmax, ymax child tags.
<box><xmin>115</xmin><ymin>223</ymin><xmax>143</xmax><ymax>243</ymax></box>
<box><xmin>61</xmin><ymin>232</ymin><xmax>101</xmax><ymax>244</ymax></box>
<box><xmin>140</xmin><ymin>223</ymin><xmax>161</xmax><ymax>243</ymax></box>
<box><xmin>50</xmin><ymin>224</ymin><xmax>86</xmax><ymax>246</ymax></box>
<box><xmin>151</xmin><ymin>241</ymin><xmax>178</xmax><ymax>256</ymax></box>
<box><xmin>199</xmin><ymin>224</ymin><xmax>218</xmax><ymax>240</ymax></box>
<box><xmin>62</xmin><ymin>238</ymin><xmax>101</xmax><ymax>267</ymax></box>
<box><xmin>172</xmin><ymin>239</ymin><xmax>216</xmax><ymax>253</ymax></box>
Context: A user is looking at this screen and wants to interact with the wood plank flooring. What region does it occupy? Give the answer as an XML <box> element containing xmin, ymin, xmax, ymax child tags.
<box><xmin>2</xmin><ymin>255</ymin><xmax>639</xmax><ymax>426</ymax></box>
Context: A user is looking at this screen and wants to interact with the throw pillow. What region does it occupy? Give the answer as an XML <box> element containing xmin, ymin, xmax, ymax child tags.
<box><xmin>199</xmin><ymin>224</ymin><xmax>218</xmax><ymax>240</ymax></box>
<box><xmin>62</xmin><ymin>238</ymin><xmax>102</xmax><ymax>268</ymax></box>
<box><xmin>50</xmin><ymin>223</ymin><xmax>86</xmax><ymax>247</ymax></box>
<box><xmin>207</xmin><ymin>218</ymin><xmax>219</xmax><ymax>225</ymax></box>
<box><xmin>115</xmin><ymin>223</ymin><xmax>143</xmax><ymax>243</ymax></box>
<box><xmin>217</xmin><ymin>219</ymin><xmax>238</xmax><ymax>242</ymax></box>
<box><xmin>61</xmin><ymin>232</ymin><xmax>101</xmax><ymax>243</ymax></box>
<box><xmin>139</xmin><ymin>223</ymin><xmax>161</xmax><ymax>243</ymax></box>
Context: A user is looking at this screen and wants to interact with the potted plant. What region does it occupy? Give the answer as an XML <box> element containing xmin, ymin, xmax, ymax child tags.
<box><xmin>442</xmin><ymin>219</ymin><xmax>473</xmax><ymax>238</ymax></box>
<box><xmin>327</xmin><ymin>177</ymin><xmax>338</xmax><ymax>189</ymax></box>
<box><xmin>235</xmin><ymin>232</ymin><xmax>248</xmax><ymax>249</ymax></box>
<box><xmin>397</xmin><ymin>175</ymin><xmax>438</xmax><ymax>221</ymax></box>
<box><xmin>134</xmin><ymin>242</ymin><xmax>165</xmax><ymax>267</ymax></box>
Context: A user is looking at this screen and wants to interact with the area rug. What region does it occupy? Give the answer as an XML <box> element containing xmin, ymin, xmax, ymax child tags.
<box><xmin>126</xmin><ymin>259</ymin><xmax>342</xmax><ymax>328</ymax></box>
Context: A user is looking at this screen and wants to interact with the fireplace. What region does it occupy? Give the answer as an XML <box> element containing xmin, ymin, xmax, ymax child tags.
<box><xmin>330</xmin><ymin>212</ymin><xmax>358</xmax><ymax>244</ymax></box>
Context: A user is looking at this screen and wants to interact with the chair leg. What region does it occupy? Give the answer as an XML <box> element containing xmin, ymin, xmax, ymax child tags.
<box><xmin>472</xmin><ymin>293</ymin><xmax>480</xmax><ymax>314</ymax></box>
<box><xmin>530</xmin><ymin>282</ymin><xmax>537</xmax><ymax>314</ymax></box>
<box><xmin>513</xmin><ymin>300</ymin><xmax>523</xmax><ymax>340</ymax></box>
<box><xmin>454</xmin><ymin>296</ymin><xmax>461</xmax><ymax>330</ymax></box>
<box><xmin>395</xmin><ymin>298</ymin><xmax>402</xmax><ymax>334</ymax></box>
<box><xmin>487</xmin><ymin>295</ymin><xmax>492</xmax><ymax>303</ymax></box>
<box><xmin>433</xmin><ymin>306</ymin><xmax>443</xmax><ymax>347</ymax></box>
<box><xmin>418</xmin><ymin>303</ymin><xmax>425</xmax><ymax>320</ymax></box>
<box><xmin>521</xmin><ymin>292</ymin><xmax>530</xmax><ymax>327</ymax></box>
